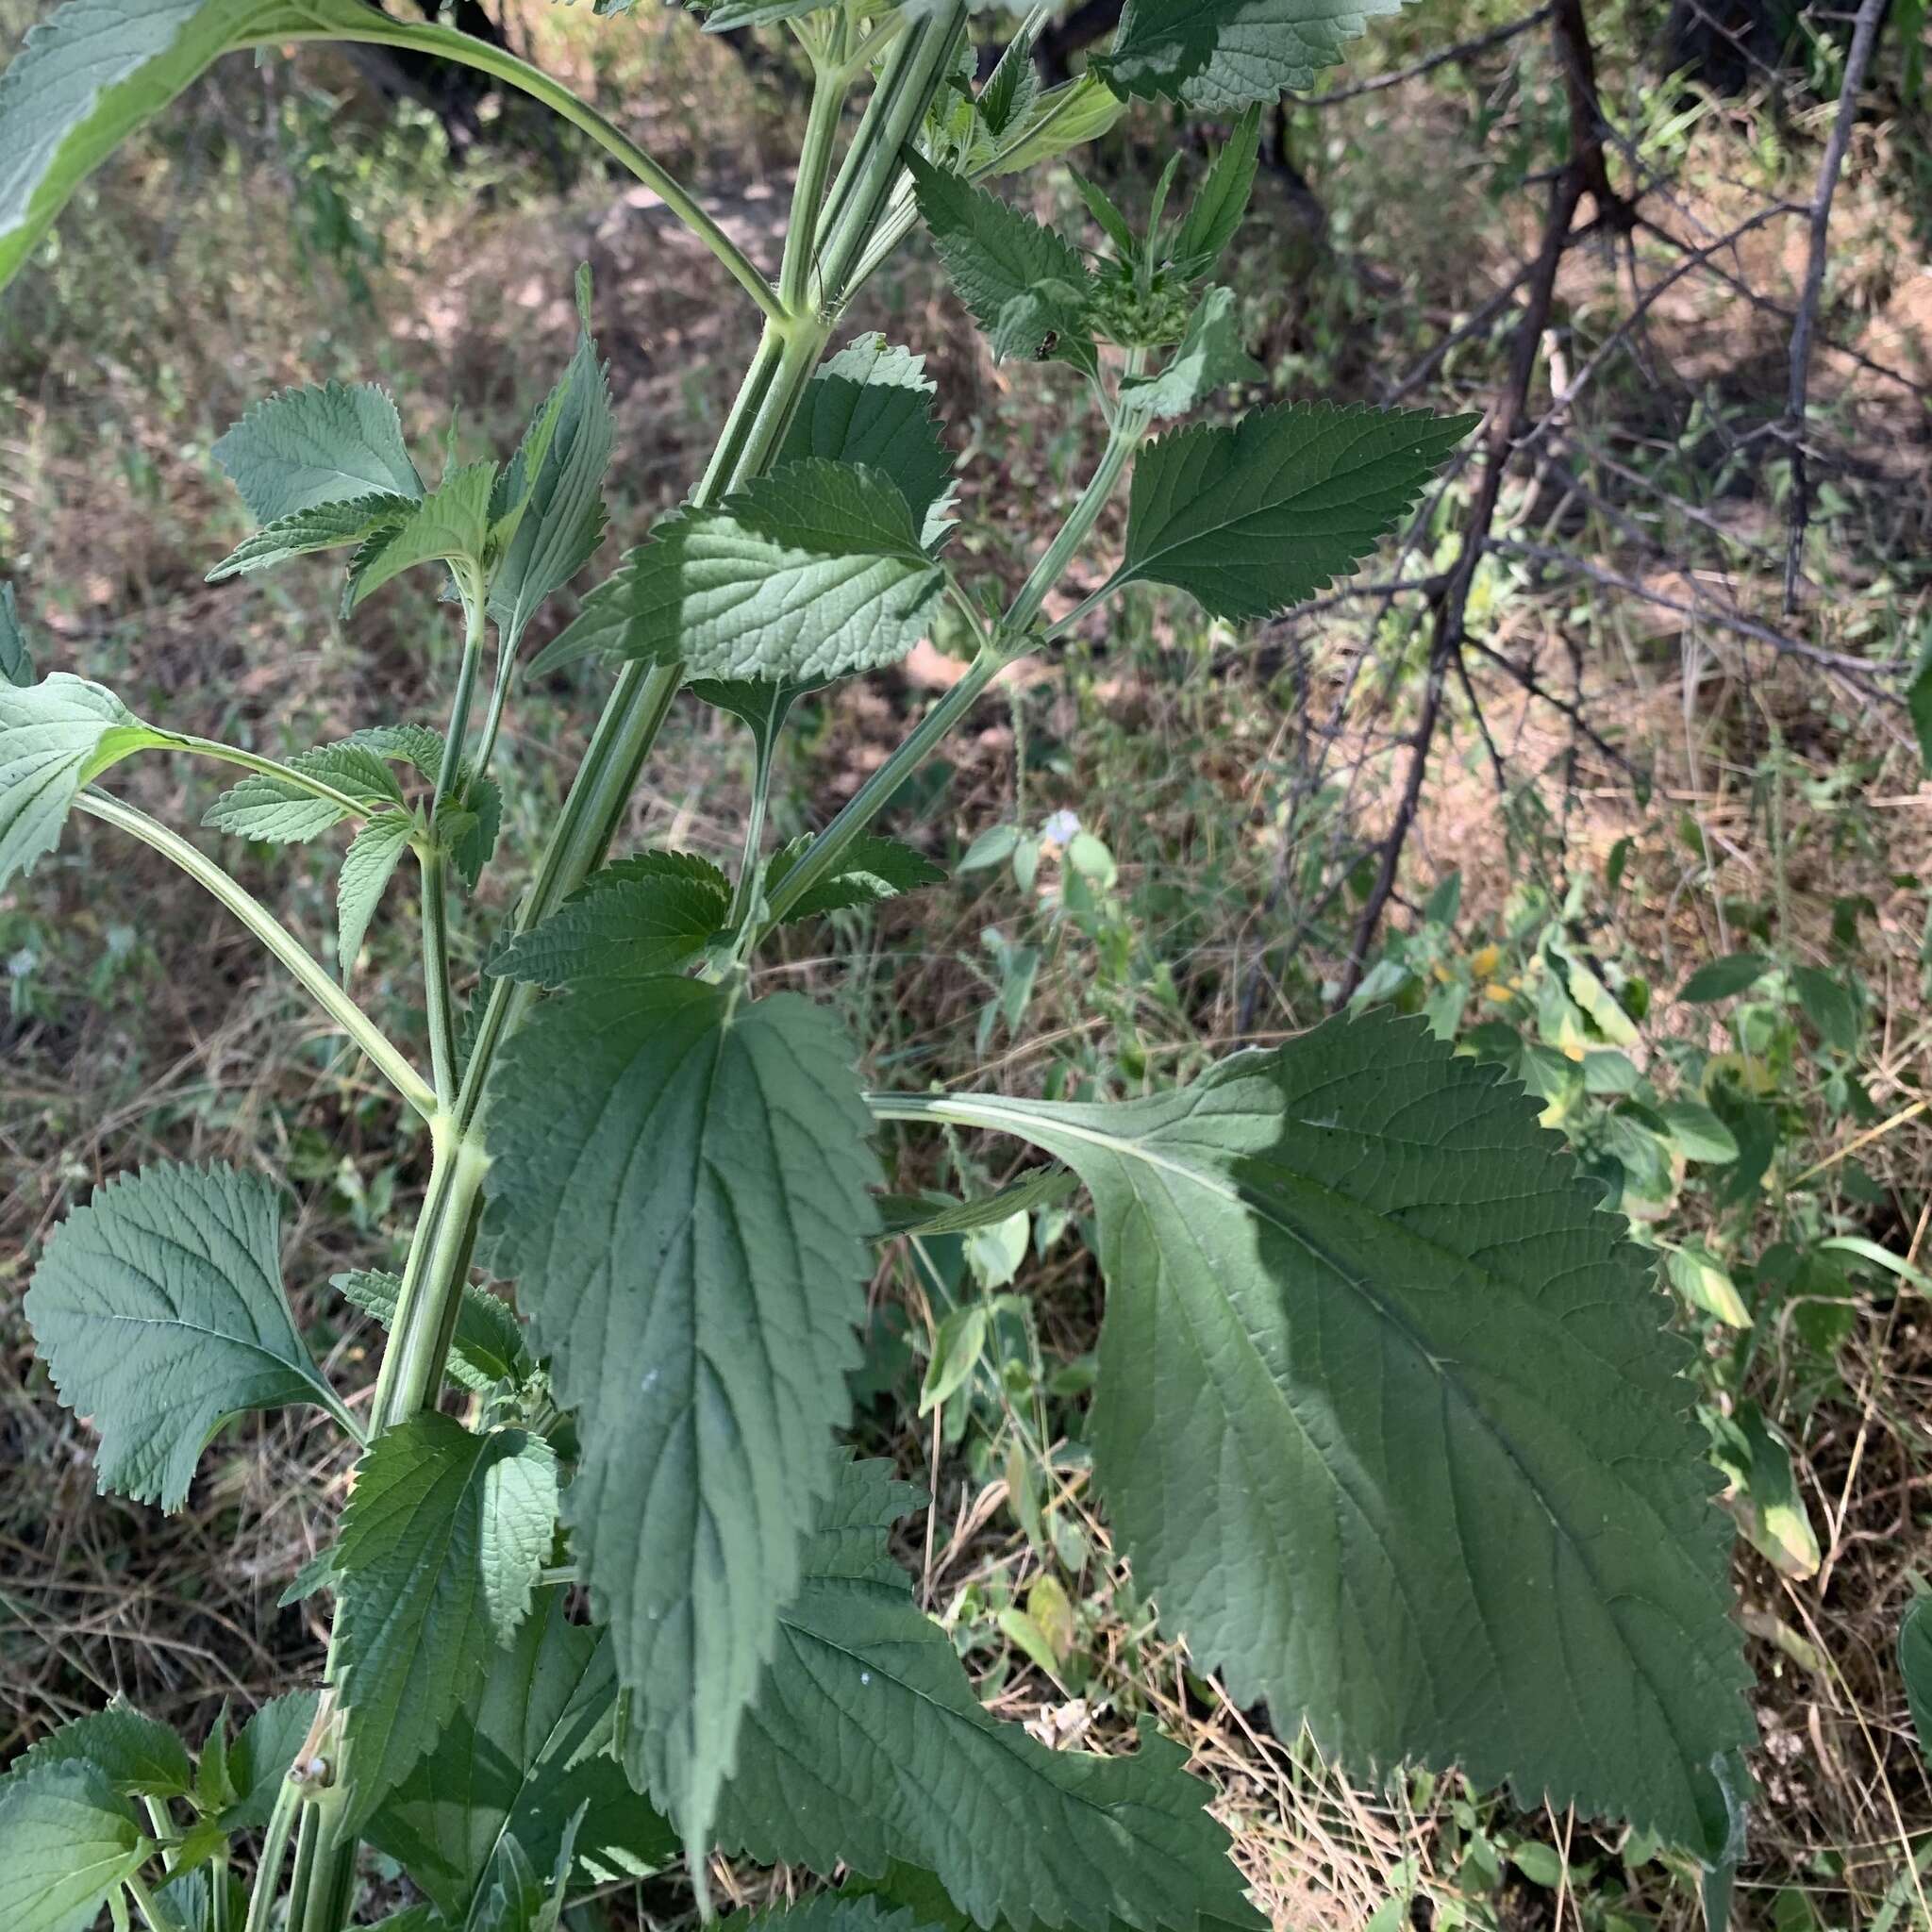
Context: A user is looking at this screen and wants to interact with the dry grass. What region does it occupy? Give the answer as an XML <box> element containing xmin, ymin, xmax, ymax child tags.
<box><xmin>2</xmin><ymin>3</ymin><xmax>1930</xmax><ymax>1925</ymax></box>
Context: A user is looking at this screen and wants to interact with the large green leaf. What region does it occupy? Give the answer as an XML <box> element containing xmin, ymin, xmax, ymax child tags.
<box><xmin>332</xmin><ymin>1414</ymin><xmax>558</xmax><ymax>1834</ymax></box>
<box><xmin>212</xmin><ymin>378</ymin><xmax>422</xmax><ymax>526</ymax></box>
<box><xmin>779</xmin><ymin>335</ymin><xmax>957</xmax><ymax>547</ymax></box>
<box><xmin>13</xmin><ymin>1705</ymin><xmax>192</xmax><ymax>1800</ymax></box>
<box><xmin>1109</xmin><ymin>402</ymin><xmax>1477</xmax><ymax>621</ymax></box>
<box><xmin>714</xmin><ymin>1459</ymin><xmax>1259</xmax><ymax>1932</ymax></box>
<box><xmin>888</xmin><ymin>1012</ymin><xmax>1755</xmax><ymax>1852</ymax></box>
<box><xmin>368</xmin><ymin>1588</ymin><xmax>675</xmax><ymax>1921</ymax></box>
<box><xmin>541</xmin><ymin>461</ymin><xmax>944</xmax><ymax>685</ymax></box>
<box><xmin>483</xmin><ymin>981</ymin><xmax>882</xmax><ymax>1857</ymax></box>
<box><xmin>24</xmin><ymin>1162</ymin><xmax>350</xmax><ymax>1510</ymax></box>
<box><xmin>1095</xmin><ymin>0</ymin><xmax>1409</xmax><ymax>108</ymax></box>
<box><xmin>0</xmin><ymin>673</ymin><xmax>179</xmax><ymax>892</ymax></box>
<box><xmin>0</xmin><ymin>1762</ymin><xmax>151</xmax><ymax>1932</ymax></box>
<box><xmin>906</xmin><ymin>150</ymin><xmax>1093</xmax><ymax>361</ymax></box>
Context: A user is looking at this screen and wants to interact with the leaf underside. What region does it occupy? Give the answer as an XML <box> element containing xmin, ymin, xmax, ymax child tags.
<box><xmin>925</xmin><ymin>1011</ymin><xmax>1755</xmax><ymax>1852</ymax></box>
<box><xmin>1096</xmin><ymin>0</ymin><xmax>1411</xmax><ymax>108</ymax></box>
<box><xmin>24</xmin><ymin>1161</ymin><xmax>341</xmax><ymax>1510</ymax></box>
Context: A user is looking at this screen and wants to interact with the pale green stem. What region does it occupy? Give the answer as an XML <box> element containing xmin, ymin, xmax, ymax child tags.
<box><xmin>725</xmin><ymin>724</ymin><xmax>780</xmax><ymax>937</ymax></box>
<box><xmin>780</xmin><ymin>22</ymin><xmax>854</xmax><ymax>316</ymax></box>
<box><xmin>242</xmin><ymin>1778</ymin><xmax>301</xmax><ymax>1932</ymax></box>
<box><xmin>290</xmin><ymin>16</ymin><xmax>970</xmax><ymax>1924</ymax></box>
<box><xmin>260</xmin><ymin>19</ymin><xmax>785</xmax><ymax>325</ymax></box>
<box><xmin>420</xmin><ymin>590</ymin><xmax>489</xmax><ymax>1105</ymax></box>
<box><xmin>125</xmin><ymin>1875</ymin><xmax>167</xmax><ymax>1932</ymax></box>
<box><xmin>75</xmin><ymin>791</ymin><xmax>438</xmax><ymax>1122</ymax></box>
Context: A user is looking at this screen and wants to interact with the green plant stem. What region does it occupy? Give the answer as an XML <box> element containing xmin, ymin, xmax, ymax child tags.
<box><xmin>75</xmin><ymin>791</ymin><xmax>438</xmax><ymax>1122</ymax></box>
<box><xmin>419</xmin><ymin>591</ymin><xmax>489</xmax><ymax>1104</ymax></box>
<box><xmin>267</xmin><ymin>21</ymin><xmax>784</xmax><ymax>326</ymax></box>
<box><xmin>243</xmin><ymin>1778</ymin><xmax>301</xmax><ymax>1932</ymax></box>
<box><xmin>780</xmin><ymin>17</ymin><xmax>852</xmax><ymax>315</ymax></box>
<box><xmin>726</xmin><ymin>724</ymin><xmax>780</xmax><ymax>937</ymax></box>
<box><xmin>288</xmin><ymin>17</ymin><xmax>969</xmax><ymax>1923</ymax></box>
<box><xmin>763</xmin><ymin>366</ymin><xmax>1147</xmax><ymax>927</ymax></box>
<box><xmin>125</xmin><ymin>1874</ymin><xmax>167</xmax><ymax>1932</ymax></box>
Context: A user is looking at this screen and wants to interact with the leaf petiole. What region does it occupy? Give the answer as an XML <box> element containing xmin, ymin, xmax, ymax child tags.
<box><xmin>76</xmin><ymin>791</ymin><xmax>439</xmax><ymax>1123</ymax></box>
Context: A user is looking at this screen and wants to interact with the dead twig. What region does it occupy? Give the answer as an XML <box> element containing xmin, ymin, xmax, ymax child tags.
<box><xmin>1780</xmin><ymin>0</ymin><xmax>1890</xmax><ymax>612</ymax></box>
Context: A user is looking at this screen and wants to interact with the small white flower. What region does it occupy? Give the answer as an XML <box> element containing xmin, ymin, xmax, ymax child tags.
<box><xmin>1041</xmin><ymin>809</ymin><xmax>1081</xmax><ymax>847</ymax></box>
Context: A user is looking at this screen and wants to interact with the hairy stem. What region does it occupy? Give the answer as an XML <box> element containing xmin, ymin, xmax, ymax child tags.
<box><xmin>75</xmin><ymin>791</ymin><xmax>437</xmax><ymax>1122</ymax></box>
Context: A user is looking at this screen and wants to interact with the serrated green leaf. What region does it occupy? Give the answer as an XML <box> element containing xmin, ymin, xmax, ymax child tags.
<box><xmin>368</xmin><ymin>1588</ymin><xmax>675</xmax><ymax>1920</ymax></box>
<box><xmin>1110</xmin><ymin>403</ymin><xmax>1477</xmax><ymax>621</ymax></box>
<box><xmin>1170</xmin><ymin>108</ymin><xmax>1262</xmax><ymax>279</ymax></box>
<box><xmin>220</xmin><ymin>1690</ymin><xmax>318</xmax><ymax>1831</ymax></box>
<box><xmin>483</xmin><ymin>981</ymin><xmax>882</xmax><ymax>1857</ymax></box>
<box><xmin>1</xmin><ymin>581</ymin><xmax>37</xmax><ymax>686</ymax></box>
<box><xmin>0</xmin><ymin>1761</ymin><xmax>150</xmax><ymax>1932</ymax></box>
<box><xmin>906</xmin><ymin>150</ymin><xmax>1094</xmax><ymax>361</ymax></box>
<box><xmin>333</xmin><ymin>1414</ymin><xmax>556</xmax><ymax>1835</ymax></box>
<box><xmin>763</xmin><ymin>833</ymin><xmax>947</xmax><ymax>923</ymax></box>
<box><xmin>723</xmin><ymin>1899</ymin><xmax>924</xmax><ymax>1932</ymax></box>
<box><xmin>15</xmin><ymin>1705</ymin><xmax>193</xmax><ymax>1799</ymax></box>
<box><xmin>349</xmin><ymin>461</ymin><xmax>497</xmax><ymax>608</ymax></box>
<box><xmin>1677</xmin><ymin>953</ymin><xmax>1771</xmax><ymax>1003</ymax></box>
<box><xmin>544</xmin><ymin>461</ymin><xmax>944</xmax><ymax>685</ymax></box>
<box><xmin>478</xmin><ymin>1436</ymin><xmax>558</xmax><ymax>1648</ymax></box>
<box><xmin>491</xmin><ymin>323</ymin><xmax>613</xmax><ymax>652</ymax></box>
<box><xmin>334</xmin><ymin>1270</ymin><xmax>530</xmax><ymax>1394</ymax></box>
<box><xmin>337</xmin><ymin>810</ymin><xmax>414</xmax><ymax>974</ymax></box>
<box><xmin>1095</xmin><ymin>0</ymin><xmax>1409</xmax><ymax>108</ymax></box>
<box><xmin>213</xmin><ymin>380</ymin><xmax>422</xmax><ymax>526</ymax></box>
<box><xmin>1902</xmin><ymin>1598</ymin><xmax>1932</xmax><ymax>1766</ymax></box>
<box><xmin>1119</xmin><ymin>288</ymin><xmax>1262</xmax><ymax>419</ymax></box>
<box><xmin>977</xmin><ymin>21</ymin><xmax>1040</xmax><ymax>138</ymax></box>
<box><xmin>876</xmin><ymin>1165</ymin><xmax>1078</xmax><ymax>1238</ymax></box>
<box><xmin>152</xmin><ymin>1864</ymin><xmax>248</xmax><ymax>1932</ymax></box>
<box><xmin>208</xmin><ymin>490</ymin><xmax>418</xmax><ymax>583</ymax></box>
<box><xmin>1</xmin><ymin>673</ymin><xmax>180</xmax><ymax>891</ymax></box>
<box><xmin>24</xmin><ymin>1162</ymin><xmax>347</xmax><ymax>1510</ymax></box>
<box><xmin>485</xmin><ymin>862</ymin><xmax>729</xmax><ymax>991</ymax></box>
<box><xmin>895</xmin><ymin>1011</ymin><xmax>1756</xmax><ymax>1852</ymax></box>
<box><xmin>470</xmin><ymin>1817</ymin><xmax>577</xmax><ymax>1932</ymax></box>
<box><xmin>780</xmin><ymin>336</ymin><xmax>957</xmax><ymax>547</ymax></box>
<box><xmin>714</xmin><ymin>1458</ymin><xmax>1259</xmax><ymax>1932</ymax></box>
<box><xmin>202</xmin><ymin>738</ymin><xmax>407</xmax><ymax>844</ymax></box>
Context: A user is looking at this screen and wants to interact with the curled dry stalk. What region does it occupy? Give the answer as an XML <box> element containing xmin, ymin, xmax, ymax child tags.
<box><xmin>0</xmin><ymin>4</ymin><xmax>1776</xmax><ymax>1930</ymax></box>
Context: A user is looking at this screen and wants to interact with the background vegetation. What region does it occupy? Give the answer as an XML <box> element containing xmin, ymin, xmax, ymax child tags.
<box><xmin>1</xmin><ymin>1</ymin><xmax>1928</xmax><ymax>1925</ymax></box>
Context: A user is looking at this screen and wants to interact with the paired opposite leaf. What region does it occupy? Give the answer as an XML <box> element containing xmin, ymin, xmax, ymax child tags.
<box><xmin>1112</xmin><ymin>401</ymin><xmax>1476</xmax><ymax>620</ymax></box>
<box><xmin>1096</xmin><ymin>0</ymin><xmax>1410</xmax><ymax>108</ymax></box>
<box><xmin>780</xmin><ymin>335</ymin><xmax>958</xmax><ymax>548</ymax></box>
<box><xmin>0</xmin><ymin>674</ymin><xmax>179</xmax><ymax>892</ymax></box>
<box><xmin>763</xmin><ymin>834</ymin><xmax>948</xmax><ymax>924</ymax></box>
<box><xmin>1</xmin><ymin>581</ymin><xmax>37</xmax><ymax>685</ymax></box>
<box><xmin>714</xmin><ymin>1458</ymin><xmax>1261</xmax><ymax>1932</ymax></box>
<box><xmin>0</xmin><ymin>1762</ymin><xmax>150</xmax><ymax>1932</ymax></box>
<box><xmin>542</xmin><ymin>461</ymin><xmax>944</xmax><ymax>686</ymax></box>
<box><xmin>12</xmin><ymin>1705</ymin><xmax>192</xmax><ymax>1800</ymax></box>
<box><xmin>337</xmin><ymin>810</ymin><xmax>415</xmax><ymax>974</ymax></box>
<box><xmin>484</xmin><ymin>981</ymin><xmax>882</xmax><ymax>1858</ymax></box>
<box><xmin>221</xmin><ymin>1690</ymin><xmax>320</xmax><ymax>1830</ymax></box>
<box><xmin>332</xmin><ymin>1413</ymin><xmax>559</xmax><ymax>1834</ymax></box>
<box><xmin>910</xmin><ymin>1011</ymin><xmax>1755</xmax><ymax>1853</ymax></box>
<box><xmin>368</xmin><ymin>1588</ymin><xmax>675</xmax><ymax>1921</ymax></box>
<box><xmin>213</xmin><ymin>379</ymin><xmax>422</xmax><ymax>526</ymax></box>
<box><xmin>486</xmin><ymin>852</ymin><xmax>730</xmax><ymax>991</ymax></box>
<box><xmin>24</xmin><ymin>1162</ymin><xmax>348</xmax><ymax>1510</ymax></box>
<box><xmin>907</xmin><ymin>150</ymin><xmax>1094</xmax><ymax>361</ymax></box>
<box><xmin>335</xmin><ymin>1269</ymin><xmax>531</xmax><ymax>1394</ymax></box>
